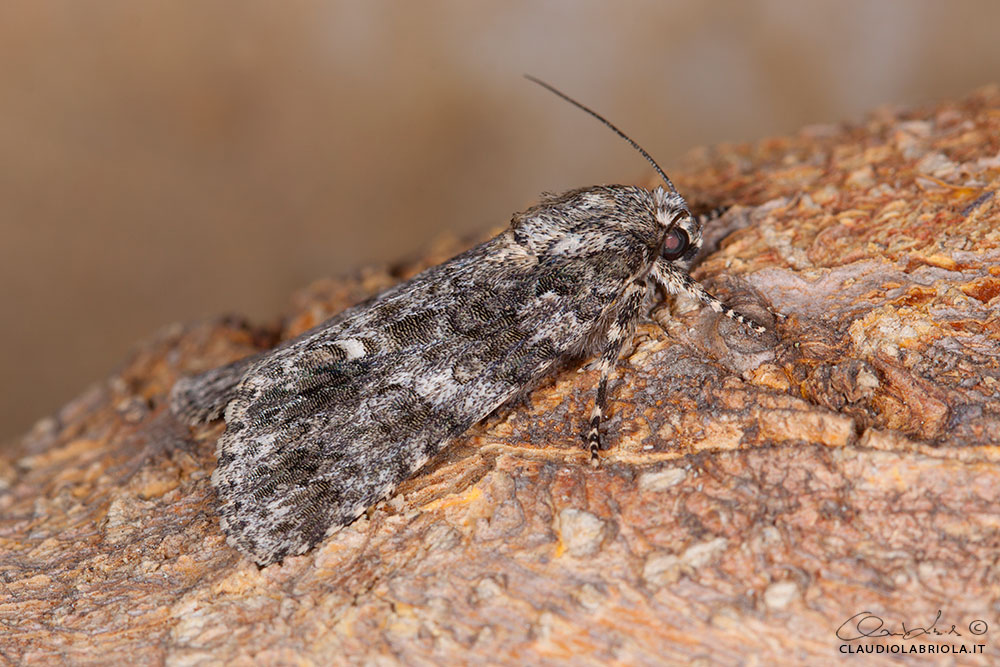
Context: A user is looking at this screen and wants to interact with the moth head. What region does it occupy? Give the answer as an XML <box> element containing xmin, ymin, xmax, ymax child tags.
<box><xmin>523</xmin><ymin>77</ymin><xmax>705</xmax><ymax>266</ymax></box>
<box><xmin>653</xmin><ymin>185</ymin><xmax>701</xmax><ymax>265</ymax></box>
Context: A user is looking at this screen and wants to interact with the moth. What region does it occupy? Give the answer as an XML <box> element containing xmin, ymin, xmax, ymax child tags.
<box><xmin>170</xmin><ymin>77</ymin><xmax>766</xmax><ymax>566</ymax></box>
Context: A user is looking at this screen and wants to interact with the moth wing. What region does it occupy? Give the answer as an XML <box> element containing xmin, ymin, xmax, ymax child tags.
<box><xmin>213</xmin><ymin>344</ymin><xmax>396</xmax><ymax>565</ymax></box>
<box><xmin>213</xmin><ymin>234</ymin><xmax>636</xmax><ymax>566</ymax></box>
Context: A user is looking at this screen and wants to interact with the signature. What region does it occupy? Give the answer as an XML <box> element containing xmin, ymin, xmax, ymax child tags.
<box><xmin>837</xmin><ymin>611</ymin><xmax>989</xmax><ymax>641</ymax></box>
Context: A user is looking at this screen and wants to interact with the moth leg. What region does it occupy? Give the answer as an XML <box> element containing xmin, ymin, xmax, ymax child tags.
<box><xmin>649</xmin><ymin>258</ymin><xmax>766</xmax><ymax>334</ymax></box>
<box><xmin>695</xmin><ymin>205</ymin><xmax>730</xmax><ymax>226</ymax></box>
<box><xmin>587</xmin><ymin>279</ymin><xmax>648</xmax><ymax>463</ymax></box>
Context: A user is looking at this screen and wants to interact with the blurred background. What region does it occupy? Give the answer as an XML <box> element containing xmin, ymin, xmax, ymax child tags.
<box><xmin>2</xmin><ymin>0</ymin><xmax>999</xmax><ymax>443</ymax></box>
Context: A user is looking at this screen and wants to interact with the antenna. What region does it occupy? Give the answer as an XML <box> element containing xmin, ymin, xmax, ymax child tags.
<box><xmin>524</xmin><ymin>75</ymin><xmax>679</xmax><ymax>196</ymax></box>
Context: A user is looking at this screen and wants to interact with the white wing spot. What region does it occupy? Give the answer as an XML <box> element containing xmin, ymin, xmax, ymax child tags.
<box><xmin>335</xmin><ymin>338</ymin><xmax>367</xmax><ymax>360</ymax></box>
<box><xmin>552</xmin><ymin>234</ymin><xmax>586</xmax><ymax>255</ymax></box>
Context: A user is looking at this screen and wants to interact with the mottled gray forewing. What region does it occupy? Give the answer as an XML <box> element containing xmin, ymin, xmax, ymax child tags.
<box><xmin>212</xmin><ymin>234</ymin><xmax>636</xmax><ymax>565</ymax></box>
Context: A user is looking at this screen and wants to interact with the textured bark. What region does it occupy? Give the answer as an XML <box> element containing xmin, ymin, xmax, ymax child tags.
<box><xmin>3</xmin><ymin>86</ymin><xmax>999</xmax><ymax>665</ymax></box>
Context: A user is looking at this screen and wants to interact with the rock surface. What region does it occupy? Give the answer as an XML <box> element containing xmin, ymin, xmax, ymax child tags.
<box><xmin>2</xmin><ymin>86</ymin><xmax>999</xmax><ymax>664</ymax></box>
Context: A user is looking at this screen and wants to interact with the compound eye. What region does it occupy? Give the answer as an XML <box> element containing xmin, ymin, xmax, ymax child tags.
<box><xmin>661</xmin><ymin>228</ymin><xmax>691</xmax><ymax>261</ymax></box>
